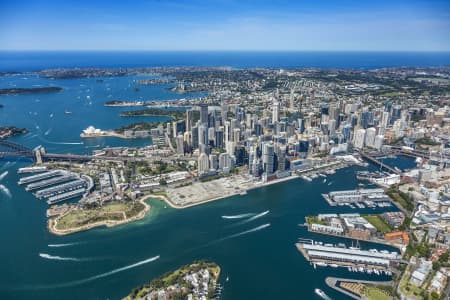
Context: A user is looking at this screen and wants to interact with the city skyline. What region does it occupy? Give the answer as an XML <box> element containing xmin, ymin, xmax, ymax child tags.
<box><xmin>1</xmin><ymin>0</ymin><xmax>450</xmax><ymax>51</ymax></box>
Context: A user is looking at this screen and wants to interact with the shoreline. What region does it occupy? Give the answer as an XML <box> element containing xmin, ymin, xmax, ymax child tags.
<box><xmin>48</xmin><ymin>196</ymin><xmax>151</xmax><ymax>236</ymax></box>
<box><xmin>325</xmin><ymin>276</ymin><xmax>393</xmax><ymax>300</ymax></box>
<box><xmin>149</xmin><ymin>174</ymin><xmax>302</xmax><ymax>210</ymax></box>
<box><xmin>80</xmin><ymin>131</ymin><xmax>131</xmax><ymax>139</ymax></box>
<box><xmin>306</xmin><ymin>225</ymin><xmax>404</xmax><ymax>250</ymax></box>
<box><xmin>150</xmin><ymin>163</ymin><xmax>350</xmax><ymax>210</ymax></box>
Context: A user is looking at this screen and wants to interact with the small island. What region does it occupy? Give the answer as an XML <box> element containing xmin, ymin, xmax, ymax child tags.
<box><xmin>124</xmin><ymin>261</ymin><xmax>221</xmax><ymax>300</ymax></box>
<box><xmin>0</xmin><ymin>87</ymin><xmax>63</xmax><ymax>95</ymax></box>
<box><xmin>0</xmin><ymin>126</ymin><xmax>28</xmax><ymax>139</ymax></box>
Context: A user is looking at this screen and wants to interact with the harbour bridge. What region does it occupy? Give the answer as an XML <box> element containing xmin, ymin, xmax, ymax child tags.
<box><xmin>0</xmin><ymin>140</ymin><xmax>35</xmax><ymax>161</ymax></box>
<box><xmin>0</xmin><ymin>140</ymin><xmax>118</xmax><ymax>162</ymax></box>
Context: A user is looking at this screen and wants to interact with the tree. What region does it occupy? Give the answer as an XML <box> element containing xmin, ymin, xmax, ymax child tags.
<box><xmin>159</xmin><ymin>178</ymin><xmax>167</xmax><ymax>186</ymax></box>
<box><xmin>439</xmin><ymin>252</ymin><xmax>449</xmax><ymax>264</ymax></box>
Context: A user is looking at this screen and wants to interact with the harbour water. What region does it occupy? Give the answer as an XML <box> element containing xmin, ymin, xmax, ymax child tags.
<box><xmin>0</xmin><ymin>55</ymin><xmax>420</xmax><ymax>300</ymax></box>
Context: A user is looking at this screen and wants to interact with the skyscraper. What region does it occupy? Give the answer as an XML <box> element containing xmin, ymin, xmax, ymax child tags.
<box><xmin>272</xmin><ymin>100</ymin><xmax>280</xmax><ymax>124</ymax></box>
<box><xmin>200</xmin><ymin>104</ymin><xmax>208</xmax><ymax>125</ymax></box>
<box><xmin>262</xmin><ymin>143</ymin><xmax>275</xmax><ymax>174</ymax></box>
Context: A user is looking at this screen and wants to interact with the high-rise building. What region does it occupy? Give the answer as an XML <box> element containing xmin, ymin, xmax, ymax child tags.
<box><xmin>209</xmin><ymin>154</ymin><xmax>218</xmax><ymax>170</ymax></box>
<box><xmin>215</xmin><ymin>128</ymin><xmax>224</xmax><ymax>149</ymax></box>
<box><xmin>186</xmin><ymin>109</ymin><xmax>193</xmax><ymax>131</ymax></box>
<box><xmin>219</xmin><ymin>153</ymin><xmax>234</xmax><ymax>170</ymax></box>
<box><xmin>198</xmin><ymin>124</ymin><xmax>208</xmax><ymax>146</ymax></box>
<box><xmin>191</xmin><ymin>126</ymin><xmax>199</xmax><ymax>149</ymax></box>
<box><xmin>272</xmin><ymin>101</ymin><xmax>280</xmax><ymax>124</ymax></box>
<box><xmin>176</xmin><ymin>134</ymin><xmax>184</xmax><ymax>156</ymax></box>
<box><xmin>200</xmin><ymin>104</ymin><xmax>208</xmax><ymax>125</ymax></box>
<box><xmin>353</xmin><ymin>129</ymin><xmax>366</xmax><ymax>149</ymax></box>
<box><xmin>342</xmin><ymin>124</ymin><xmax>352</xmax><ymax>142</ymax></box>
<box><xmin>262</xmin><ymin>143</ymin><xmax>275</xmax><ymax>174</ymax></box>
<box><xmin>276</xmin><ymin>145</ymin><xmax>286</xmax><ymax>171</ymax></box>
<box><xmin>374</xmin><ymin>135</ymin><xmax>384</xmax><ymax>150</ymax></box>
<box><xmin>198</xmin><ymin>153</ymin><xmax>209</xmax><ymax>174</ymax></box>
<box><xmin>365</xmin><ymin>127</ymin><xmax>376</xmax><ymax>148</ymax></box>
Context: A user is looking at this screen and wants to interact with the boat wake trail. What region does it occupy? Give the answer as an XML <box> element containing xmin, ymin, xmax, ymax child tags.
<box><xmin>48</xmin><ymin>242</ymin><xmax>81</xmax><ymax>248</ymax></box>
<box><xmin>197</xmin><ymin>224</ymin><xmax>271</xmax><ymax>250</ymax></box>
<box><xmin>37</xmin><ymin>135</ymin><xmax>83</xmax><ymax>145</ymax></box>
<box><xmin>216</xmin><ymin>223</ymin><xmax>271</xmax><ymax>243</ymax></box>
<box><xmin>48</xmin><ymin>255</ymin><xmax>160</xmax><ymax>288</ymax></box>
<box><xmin>221</xmin><ymin>213</ymin><xmax>255</xmax><ymax>219</ymax></box>
<box><xmin>44</xmin><ymin>128</ymin><xmax>52</xmax><ymax>136</ymax></box>
<box><xmin>230</xmin><ymin>210</ymin><xmax>269</xmax><ymax>226</ymax></box>
<box><xmin>0</xmin><ymin>184</ymin><xmax>12</xmax><ymax>198</ymax></box>
<box><xmin>0</xmin><ymin>171</ymin><xmax>8</xmax><ymax>181</ymax></box>
<box><xmin>39</xmin><ymin>253</ymin><xmax>86</xmax><ymax>262</ymax></box>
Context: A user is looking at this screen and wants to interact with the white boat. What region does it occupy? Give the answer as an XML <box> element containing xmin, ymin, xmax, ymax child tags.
<box><xmin>315</xmin><ymin>288</ymin><xmax>331</xmax><ymax>300</ymax></box>
<box><xmin>330</xmin><ymin>264</ymin><xmax>338</xmax><ymax>268</ymax></box>
<box><xmin>316</xmin><ymin>262</ymin><xmax>328</xmax><ymax>267</ymax></box>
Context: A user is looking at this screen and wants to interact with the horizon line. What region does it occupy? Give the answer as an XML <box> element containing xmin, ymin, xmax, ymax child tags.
<box><xmin>1</xmin><ymin>49</ymin><xmax>450</xmax><ymax>53</ymax></box>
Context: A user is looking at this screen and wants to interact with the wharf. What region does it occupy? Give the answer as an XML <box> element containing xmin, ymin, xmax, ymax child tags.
<box><xmin>17</xmin><ymin>166</ymin><xmax>48</xmax><ymax>174</ymax></box>
<box><xmin>19</xmin><ymin>170</ymin><xmax>61</xmax><ymax>185</ymax></box>
<box><xmin>25</xmin><ymin>175</ymin><xmax>78</xmax><ymax>191</ymax></box>
<box><xmin>47</xmin><ymin>188</ymin><xmax>86</xmax><ymax>205</ymax></box>
<box><xmin>34</xmin><ymin>179</ymin><xmax>86</xmax><ymax>199</ymax></box>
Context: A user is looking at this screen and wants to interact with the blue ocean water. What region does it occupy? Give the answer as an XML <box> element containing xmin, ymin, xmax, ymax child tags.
<box><xmin>1</xmin><ymin>51</ymin><xmax>450</xmax><ymax>72</ymax></box>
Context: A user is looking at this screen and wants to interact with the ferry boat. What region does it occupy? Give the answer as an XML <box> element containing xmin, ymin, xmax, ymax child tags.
<box><xmin>315</xmin><ymin>288</ymin><xmax>331</xmax><ymax>300</ymax></box>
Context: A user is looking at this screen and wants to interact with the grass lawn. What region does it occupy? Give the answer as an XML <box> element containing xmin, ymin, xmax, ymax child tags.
<box><xmin>364</xmin><ymin>287</ymin><xmax>393</xmax><ymax>300</ymax></box>
<box><xmin>399</xmin><ymin>268</ymin><xmax>425</xmax><ymax>299</ymax></box>
<box><xmin>306</xmin><ymin>216</ymin><xmax>326</xmax><ymax>225</ymax></box>
<box><xmin>56</xmin><ymin>201</ymin><xmax>144</xmax><ymax>230</ymax></box>
<box><xmin>363</xmin><ymin>215</ymin><xmax>393</xmax><ymax>233</ymax></box>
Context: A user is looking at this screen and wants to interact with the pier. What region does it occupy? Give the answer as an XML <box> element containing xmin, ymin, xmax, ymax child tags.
<box><xmin>18</xmin><ymin>170</ymin><xmax>62</xmax><ymax>185</ymax></box>
<box><xmin>25</xmin><ymin>175</ymin><xmax>78</xmax><ymax>191</ymax></box>
<box><xmin>47</xmin><ymin>188</ymin><xmax>86</xmax><ymax>205</ymax></box>
<box><xmin>34</xmin><ymin>179</ymin><xmax>87</xmax><ymax>199</ymax></box>
<box><xmin>296</xmin><ymin>240</ymin><xmax>403</xmax><ymax>273</ymax></box>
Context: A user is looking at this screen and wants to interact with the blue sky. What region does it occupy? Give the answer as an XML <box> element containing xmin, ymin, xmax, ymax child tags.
<box><xmin>1</xmin><ymin>0</ymin><xmax>450</xmax><ymax>51</ymax></box>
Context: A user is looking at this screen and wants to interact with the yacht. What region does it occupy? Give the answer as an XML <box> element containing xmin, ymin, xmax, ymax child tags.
<box><xmin>315</xmin><ymin>288</ymin><xmax>331</xmax><ymax>300</ymax></box>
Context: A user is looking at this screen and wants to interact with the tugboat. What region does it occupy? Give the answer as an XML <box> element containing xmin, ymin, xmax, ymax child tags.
<box><xmin>315</xmin><ymin>288</ymin><xmax>332</xmax><ymax>300</ymax></box>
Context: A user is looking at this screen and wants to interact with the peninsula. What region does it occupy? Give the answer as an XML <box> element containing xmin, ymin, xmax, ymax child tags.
<box><xmin>0</xmin><ymin>87</ymin><xmax>63</xmax><ymax>95</ymax></box>
<box><xmin>48</xmin><ymin>197</ymin><xmax>150</xmax><ymax>236</ymax></box>
<box><xmin>0</xmin><ymin>126</ymin><xmax>28</xmax><ymax>139</ymax></box>
<box><xmin>119</xmin><ymin>108</ymin><xmax>187</xmax><ymax>119</ymax></box>
<box><xmin>124</xmin><ymin>261</ymin><xmax>221</xmax><ymax>300</ymax></box>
